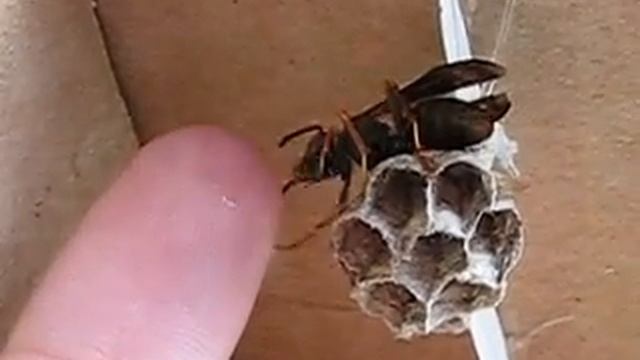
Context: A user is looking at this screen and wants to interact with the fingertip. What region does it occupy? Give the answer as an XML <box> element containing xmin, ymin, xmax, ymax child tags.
<box><xmin>138</xmin><ymin>125</ymin><xmax>282</xmax><ymax>222</ymax></box>
<box><xmin>5</xmin><ymin>125</ymin><xmax>282</xmax><ymax>360</ymax></box>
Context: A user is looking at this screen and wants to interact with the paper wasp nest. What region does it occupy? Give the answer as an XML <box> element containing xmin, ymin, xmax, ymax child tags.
<box><xmin>331</xmin><ymin>124</ymin><xmax>523</xmax><ymax>339</ymax></box>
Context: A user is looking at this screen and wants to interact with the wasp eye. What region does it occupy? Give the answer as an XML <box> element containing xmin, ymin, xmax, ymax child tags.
<box><xmin>293</xmin><ymin>154</ymin><xmax>324</xmax><ymax>182</ymax></box>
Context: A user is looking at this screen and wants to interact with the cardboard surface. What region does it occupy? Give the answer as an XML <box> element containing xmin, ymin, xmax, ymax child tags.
<box><xmin>0</xmin><ymin>0</ymin><xmax>137</xmax><ymax>342</ymax></box>
<box><xmin>475</xmin><ymin>2</ymin><xmax>640</xmax><ymax>359</ymax></box>
<box><xmin>1</xmin><ymin>0</ymin><xmax>639</xmax><ymax>359</ymax></box>
<box><xmin>96</xmin><ymin>0</ymin><xmax>477</xmax><ymax>358</ymax></box>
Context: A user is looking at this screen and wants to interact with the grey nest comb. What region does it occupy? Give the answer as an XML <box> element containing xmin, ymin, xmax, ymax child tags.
<box><xmin>331</xmin><ymin>124</ymin><xmax>524</xmax><ymax>339</ymax></box>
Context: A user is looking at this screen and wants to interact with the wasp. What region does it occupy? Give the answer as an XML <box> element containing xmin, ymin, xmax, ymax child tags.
<box><xmin>279</xmin><ymin>58</ymin><xmax>511</xmax><ymax>207</ymax></box>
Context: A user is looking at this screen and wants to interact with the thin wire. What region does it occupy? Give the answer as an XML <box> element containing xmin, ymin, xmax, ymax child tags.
<box><xmin>486</xmin><ymin>0</ymin><xmax>519</xmax><ymax>94</ymax></box>
<box><xmin>492</xmin><ymin>0</ymin><xmax>518</xmax><ymax>60</ymax></box>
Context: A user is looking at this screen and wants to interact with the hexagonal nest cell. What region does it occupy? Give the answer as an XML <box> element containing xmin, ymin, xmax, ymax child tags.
<box><xmin>368</xmin><ymin>167</ymin><xmax>428</xmax><ymax>231</ymax></box>
<box><xmin>354</xmin><ymin>281</ymin><xmax>427</xmax><ymax>338</ymax></box>
<box><xmin>332</xmin><ymin>218</ymin><xmax>392</xmax><ymax>283</ymax></box>
<box><xmin>468</xmin><ymin>209</ymin><xmax>524</xmax><ymax>283</ymax></box>
<box><xmin>330</xmin><ymin>153</ymin><xmax>523</xmax><ymax>339</ymax></box>
<box><xmin>428</xmin><ymin>280</ymin><xmax>502</xmax><ymax>334</ymax></box>
<box><xmin>432</xmin><ymin>161</ymin><xmax>494</xmax><ymax>234</ymax></box>
<box><xmin>395</xmin><ymin>233</ymin><xmax>467</xmax><ymax>301</ymax></box>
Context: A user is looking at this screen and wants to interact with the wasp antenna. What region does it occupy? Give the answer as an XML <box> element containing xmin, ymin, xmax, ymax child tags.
<box><xmin>278</xmin><ymin>124</ymin><xmax>324</xmax><ymax>148</ymax></box>
<box><xmin>338</xmin><ymin>111</ymin><xmax>369</xmax><ymax>174</ymax></box>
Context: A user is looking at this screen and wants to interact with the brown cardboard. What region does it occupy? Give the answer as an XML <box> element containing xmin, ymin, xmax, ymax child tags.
<box><xmin>97</xmin><ymin>1</ymin><xmax>640</xmax><ymax>357</ymax></box>
<box><xmin>2</xmin><ymin>0</ymin><xmax>640</xmax><ymax>359</ymax></box>
<box><xmin>95</xmin><ymin>0</ymin><xmax>478</xmax><ymax>358</ymax></box>
<box><xmin>0</xmin><ymin>0</ymin><xmax>137</xmax><ymax>341</ymax></box>
<box><xmin>472</xmin><ymin>2</ymin><xmax>640</xmax><ymax>359</ymax></box>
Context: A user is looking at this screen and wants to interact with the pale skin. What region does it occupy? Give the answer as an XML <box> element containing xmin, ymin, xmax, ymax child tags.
<box><xmin>2</xmin><ymin>127</ymin><xmax>281</xmax><ymax>359</ymax></box>
<box><xmin>1</xmin><ymin>0</ymin><xmax>282</xmax><ymax>358</ymax></box>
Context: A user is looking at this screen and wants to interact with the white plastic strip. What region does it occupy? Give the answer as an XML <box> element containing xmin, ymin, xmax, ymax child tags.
<box><xmin>437</xmin><ymin>1</ymin><xmax>511</xmax><ymax>360</ymax></box>
<box><xmin>438</xmin><ymin>0</ymin><xmax>481</xmax><ymax>101</ymax></box>
<box><xmin>469</xmin><ymin>308</ymin><xmax>510</xmax><ymax>360</ymax></box>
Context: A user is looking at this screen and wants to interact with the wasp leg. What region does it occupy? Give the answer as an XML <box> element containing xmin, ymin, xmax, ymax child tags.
<box><xmin>273</xmin><ymin>206</ymin><xmax>343</xmax><ymax>251</ymax></box>
<box><xmin>317</xmin><ymin>127</ymin><xmax>337</xmax><ymax>177</ymax></box>
<box><xmin>338</xmin><ymin>111</ymin><xmax>373</xmax><ymax>207</ymax></box>
<box><xmin>385</xmin><ymin>79</ymin><xmax>423</xmax><ymax>151</ymax></box>
<box><xmin>338</xmin><ymin>165</ymin><xmax>353</xmax><ymax>206</ymax></box>
<box><xmin>274</xmin><ymin>191</ymin><xmax>364</xmax><ymax>251</ymax></box>
<box><xmin>273</xmin><ymin>232</ymin><xmax>316</xmax><ymax>251</ymax></box>
<box><xmin>338</xmin><ymin>111</ymin><xmax>369</xmax><ymax>172</ymax></box>
<box><xmin>384</xmin><ymin>79</ymin><xmax>409</xmax><ymax>129</ymax></box>
<box><xmin>282</xmin><ymin>178</ymin><xmax>302</xmax><ymax>194</ymax></box>
<box><xmin>278</xmin><ymin>124</ymin><xmax>324</xmax><ymax>147</ymax></box>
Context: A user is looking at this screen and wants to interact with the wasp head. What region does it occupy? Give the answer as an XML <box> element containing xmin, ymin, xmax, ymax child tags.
<box><xmin>279</xmin><ymin>125</ymin><xmax>341</xmax><ymax>194</ymax></box>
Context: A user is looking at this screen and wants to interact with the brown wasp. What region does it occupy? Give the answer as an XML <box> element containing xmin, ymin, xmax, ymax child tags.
<box><xmin>279</xmin><ymin>58</ymin><xmax>511</xmax><ymax>206</ymax></box>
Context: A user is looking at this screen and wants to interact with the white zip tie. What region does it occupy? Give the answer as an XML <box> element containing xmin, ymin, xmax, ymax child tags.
<box><xmin>469</xmin><ymin>308</ymin><xmax>510</xmax><ymax>360</ymax></box>
<box><xmin>438</xmin><ymin>0</ymin><xmax>481</xmax><ymax>101</ymax></box>
<box><xmin>437</xmin><ymin>1</ymin><xmax>511</xmax><ymax>359</ymax></box>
